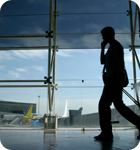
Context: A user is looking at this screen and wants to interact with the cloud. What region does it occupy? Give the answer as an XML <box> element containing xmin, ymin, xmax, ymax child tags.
<box><xmin>85</xmin><ymin>23</ymin><xmax>102</xmax><ymax>33</ymax></box>
<box><xmin>18</xmin><ymin>26</ymin><xmax>46</xmax><ymax>35</ymax></box>
<box><xmin>0</xmin><ymin>65</ymin><xmax>5</xmax><ymax>70</ymax></box>
<box><xmin>81</xmin><ymin>34</ymin><xmax>101</xmax><ymax>48</ymax></box>
<box><xmin>8</xmin><ymin>71</ymin><xmax>20</xmax><ymax>78</ymax></box>
<box><xmin>24</xmin><ymin>65</ymin><xmax>44</xmax><ymax>72</ymax></box>
<box><xmin>57</xmin><ymin>49</ymin><xmax>93</xmax><ymax>58</ymax></box>
<box><xmin>31</xmin><ymin>66</ymin><xmax>44</xmax><ymax>72</ymax></box>
<box><xmin>16</xmin><ymin>68</ymin><xmax>26</xmax><ymax>72</ymax></box>
<box><xmin>57</xmin><ymin>26</ymin><xmax>133</xmax><ymax>49</ymax></box>
<box><xmin>0</xmin><ymin>51</ymin><xmax>13</xmax><ymax>61</ymax></box>
<box><xmin>0</xmin><ymin>27</ymin><xmax>48</xmax><ymax>60</ymax></box>
<box><xmin>115</xmin><ymin>28</ymin><xmax>131</xmax><ymax>45</ymax></box>
<box><xmin>57</xmin><ymin>37</ymin><xmax>73</xmax><ymax>48</ymax></box>
<box><xmin>0</xmin><ymin>40</ymin><xmax>47</xmax><ymax>61</ymax></box>
<box><xmin>12</xmin><ymin>50</ymin><xmax>47</xmax><ymax>60</ymax></box>
<box><xmin>0</xmin><ymin>23</ymin><xmax>133</xmax><ymax>61</ymax></box>
<box><xmin>124</xmin><ymin>52</ymin><xmax>132</xmax><ymax>62</ymax></box>
<box><xmin>15</xmin><ymin>66</ymin><xmax>45</xmax><ymax>73</ymax></box>
<box><xmin>6</xmin><ymin>66</ymin><xmax>44</xmax><ymax>79</ymax></box>
<box><xmin>57</xmin><ymin>50</ymin><xmax>74</xmax><ymax>57</ymax></box>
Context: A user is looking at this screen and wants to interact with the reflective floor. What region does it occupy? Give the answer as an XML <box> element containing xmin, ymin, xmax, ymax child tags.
<box><xmin>0</xmin><ymin>128</ymin><xmax>139</xmax><ymax>150</ymax></box>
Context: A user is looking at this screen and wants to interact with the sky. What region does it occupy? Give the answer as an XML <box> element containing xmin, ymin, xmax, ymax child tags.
<box><xmin>0</xmin><ymin>0</ymin><xmax>139</xmax><ymax>116</ymax></box>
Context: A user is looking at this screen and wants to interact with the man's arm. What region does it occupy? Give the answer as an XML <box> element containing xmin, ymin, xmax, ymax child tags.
<box><xmin>100</xmin><ymin>41</ymin><xmax>107</xmax><ymax>64</ymax></box>
<box><xmin>115</xmin><ymin>47</ymin><xmax>124</xmax><ymax>86</ymax></box>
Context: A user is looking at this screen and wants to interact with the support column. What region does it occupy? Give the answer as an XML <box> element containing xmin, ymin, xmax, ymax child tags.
<box><xmin>47</xmin><ymin>0</ymin><xmax>58</xmax><ymax>117</ymax></box>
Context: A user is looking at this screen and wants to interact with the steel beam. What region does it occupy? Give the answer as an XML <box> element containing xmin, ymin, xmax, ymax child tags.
<box><xmin>0</xmin><ymin>85</ymin><xmax>49</xmax><ymax>88</ymax></box>
<box><xmin>0</xmin><ymin>46</ymin><xmax>50</xmax><ymax>50</ymax></box>
<box><xmin>0</xmin><ymin>80</ymin><xmax>46</xmax><ymax>82</ymax></box>
<box><xmin>0</xmin><ymin>34</ymin><xmax>47</xmax><ymax>39</ymax></box>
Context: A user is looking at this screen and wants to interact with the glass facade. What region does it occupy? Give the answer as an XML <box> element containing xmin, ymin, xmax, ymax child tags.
<box><xmin>0</xmin><ymin>0</ymin><xmax>139</xmax><ymax>129</ymax></box>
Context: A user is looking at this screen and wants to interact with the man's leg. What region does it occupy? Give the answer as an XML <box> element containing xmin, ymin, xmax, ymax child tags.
<box><xmin>94</xmin><ymin>84</ymin><xmax>113</xmax><ymax>140</ymax></box>
<box><xmin>99</xmin><ymin>85</ymin><xmax>112</xmax><ymax>135</ymax></box>
<box><xmin>113</xmin><ymin>88</ymin><xmax>140</xmax><ymax>128</ymax></box>
<box><xmin>113</xmin><ymin>87</ymin><xmax>140</xmax><ymax>139</ymax></box>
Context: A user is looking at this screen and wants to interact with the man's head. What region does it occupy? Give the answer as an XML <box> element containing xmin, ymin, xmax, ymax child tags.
<box><xmin>101</xmin><ymin>27</ymin><xmax>115</xmax><ymax>43</ymax></box>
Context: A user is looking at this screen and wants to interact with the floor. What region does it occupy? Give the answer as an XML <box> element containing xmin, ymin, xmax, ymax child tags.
<box><xmin>0</xmin><ymin>128</ymin><xmax>139</xmax><ymax>150</ymax></box>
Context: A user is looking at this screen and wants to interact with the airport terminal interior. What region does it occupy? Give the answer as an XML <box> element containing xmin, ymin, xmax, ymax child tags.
<box><xmin>0</xmin><ymin>0</ymin><xmax>140</xmax><ymax>149</ymax></box>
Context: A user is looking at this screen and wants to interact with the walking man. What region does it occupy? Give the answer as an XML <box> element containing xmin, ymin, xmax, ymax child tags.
<box><xmin>94</xmin><ymin>27</ymin><xmax>140</xmax><ymax>140</ymax></box>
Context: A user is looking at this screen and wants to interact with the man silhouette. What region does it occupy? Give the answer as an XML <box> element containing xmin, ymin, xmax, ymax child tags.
<box><xmin>94</xmin><ymin>27</ymin><xmax>140</xmax><ymax>140</ymax></box>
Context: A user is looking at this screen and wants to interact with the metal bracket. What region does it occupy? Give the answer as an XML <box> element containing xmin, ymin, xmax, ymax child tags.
<box><xmin>46</xmin><ymin>31</ymin><xmax>53</xmax><ymax>38</ymax></box>
<box><xmin>131</xmin><ymin>83</ymin><xmax>134</xmax><ymax>90</ymax></box>
<box><xmin>44</xmin><ymin>76</ymin><xmax>52</xmax><ymax>84</ymax></box>
<box><xmin>54</xmin><ymin>11</ymin><xmax>59</xmax><ymax>17</ymax></box>
<box><xmin>51</xmin><ymin>84</ymin><xmax>58</xmax><ymax>90</ymax></box>
<box><xmin>52</xmin><ymin>49</ymin><xmax>58</xmax><ymax>52</ymax></box>
<box><xmin>55</xmin><ymin>84</ymin><xmax>58</xmax><ymax>90</ymax></box>
<box><xmin>127</xmin><ymin>10</ymin><xmax>132</xmax><ymax>16</ymax></box>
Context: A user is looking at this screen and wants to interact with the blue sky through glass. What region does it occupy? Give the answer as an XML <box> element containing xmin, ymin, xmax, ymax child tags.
<box><xmin>0</xmin><ymin>0</ymin><xmax>139</xmax><ymax>116</ymax></box>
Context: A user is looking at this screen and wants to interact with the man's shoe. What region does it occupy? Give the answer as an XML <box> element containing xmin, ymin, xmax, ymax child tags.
<box><xmin>94</xmin><ymin>133</ymin><xmax>113</xmax><ymax>141</ymax></box>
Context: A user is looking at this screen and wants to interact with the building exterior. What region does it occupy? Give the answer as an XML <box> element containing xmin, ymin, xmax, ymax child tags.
<box><xmin>0</xmin><ymin>100</ymin><xmax>36</xmax><ymax>114</ymax></box>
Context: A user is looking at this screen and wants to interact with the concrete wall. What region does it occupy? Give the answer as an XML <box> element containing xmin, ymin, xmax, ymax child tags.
<box><xmin>58</xmin><ymin>105</ymin><xmax>140</xmax><ymax>127</ymax></box>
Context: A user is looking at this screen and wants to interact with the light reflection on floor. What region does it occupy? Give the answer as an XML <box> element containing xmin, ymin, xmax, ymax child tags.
<box><xmin>0</xmin><ymin>128</ymin><xmax>139</xmax><ymax>150</ymax></box>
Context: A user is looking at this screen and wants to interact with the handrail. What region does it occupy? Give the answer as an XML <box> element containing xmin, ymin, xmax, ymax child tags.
<box><xmin>123</xmin><ymin>89</ymin><xmax>140</xmax><ymax>108</ymax></box>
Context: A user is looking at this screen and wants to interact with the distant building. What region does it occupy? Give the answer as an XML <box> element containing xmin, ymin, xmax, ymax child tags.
<box><xmin>0</xmin><ymin>100</ymin><xmax>36</xmax><ymax>114</ymax></box>
<box><xmin>69</xmin><ymin>107</ymin><xmax>83</xmax><ymax>117</ymax></box>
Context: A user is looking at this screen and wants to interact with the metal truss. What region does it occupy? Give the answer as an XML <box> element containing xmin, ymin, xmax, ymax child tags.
<box><xmin>47</xmin><ymin>0</ymin><xmax>58</xmax><ymax>116</ymax></box>
<box><xmin>128</xmin><ymin>0</ymin><xmax>140</xmax><ymax>104</ymax></box>
<box><xmin>0</xmin><ymin>0</ymin><xmax>58</xmax><ymax>116</ymax></box>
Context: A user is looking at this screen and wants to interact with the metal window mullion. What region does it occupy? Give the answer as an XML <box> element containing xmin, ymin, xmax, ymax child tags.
<box><xmin>48</xmin><ymin>0</ymin><xmax>53</xmax><ymax>116</ymax></box>
<box><xmin>51</xmin><ymin>0</ymin><xmax>54</xmax><ymax>37</ymax></box>
<box><xmin>50</xmin><ymin>0</ymin><xmax>55</xmax><ymax>74</ymax></box>
<box><xmin>50</xmin><ymin>0</ymin><xmax>57</xmax><ymax>73</ymax></box>
<box><xmin>138</xmin><ymin>7</ymin><xmax>140</xmax><ymax>36</ymax></box>
<box><xmin>133</xmin><ymin>5</ymin><xmax>140</xmax><ymax>104</ymax></box>
<box><xmin>132</xmin><ymin>48</ymin><xmax>140</xmax><ymax>70</ymax></box>
<box><xmin>48</xmin><ymin>0</ymin><xmax>53</xmax><ymax>78</ymax></box>
<box><xmin>129</xmin><ymin>1</ymin><xmax>137</xmax><ymax>83</ymax></box>
<box><xmin>133</xmin><ymin>5</ymin><xmax>138</xmax><ymax>42</ymax></box>
<box><xmin>132</xmin><ymin>5</ymin><xmax>140</xmax><ymax>75</ymax></box>
<box><xmin>51</xmin><ymin>51</ymin><xmax>56</xmax><ymax>113</ymax></box>
<box><xmin>51</xmin><ymin>0</ymin><xmax>57</xmax><ymax>114</ymax></box>
<box><xmin>50</xmin><ymin>49</ymin><xmax>56</xmax><ymax>105</ymax></box>
<box><xmin>53</xmin><ymin>0</ymin><xmax>57</xmax><ymax>47</ymax></box>
<box><xmin>52</xmin><ymin>0</ymin><xmax>57</xmax><ymax>92</ymax></box>
<box><xmin>132</xmin><ymin>5</ymin><xmax>140</xmax><ymax>70</ymax></box>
